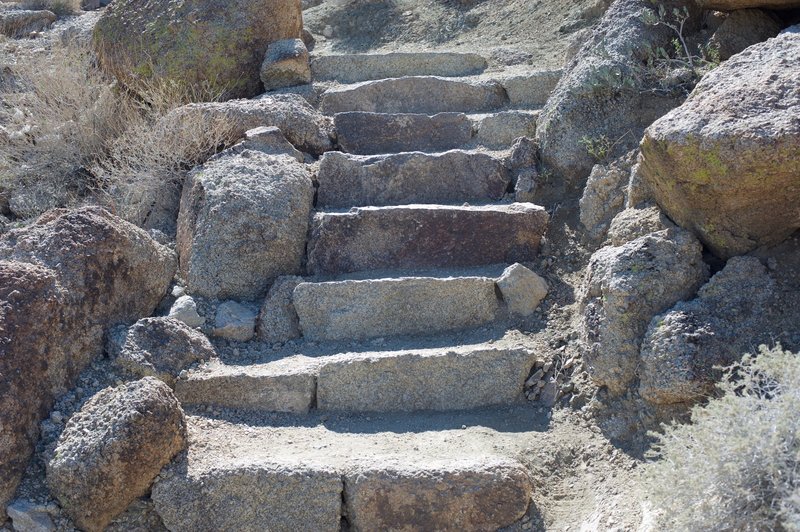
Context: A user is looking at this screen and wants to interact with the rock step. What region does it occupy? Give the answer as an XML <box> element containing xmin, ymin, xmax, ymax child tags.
<box><xmin>175</xmin><ymin>342</ymin><xmax>536</xmax><ymax>414</ymax></box>
<box><xmin>152</xmin><ymin>413</ymin><xmax>535</xmax><ymax>531</ymax></box>
<box><xmin>320</xmin><ymin>76</ymin><xmax>508</xmax><ymax>114</ymax></box>
<box><xmin>332</xmin><ymin>110</ymin><xmax>538</xmax><ymax>154</ymax></box>
<box><xmin>293</xmin><ymin>274</ymin><xmax>504</xmax><ymax>341</ymax></box>
<box><xmin>310</xmin><ymin>51</ymin><xmax>488</xmax><ymax>83</ymax></box>
<box><xmin>307</xmin><ymin>203</ymin><xmax>548</xmax><ymax>275</ymax></box>
<box><xmin>316</xmin><ymin>149</ymin><xmax>510</xmax><ymax>208</ymax></box>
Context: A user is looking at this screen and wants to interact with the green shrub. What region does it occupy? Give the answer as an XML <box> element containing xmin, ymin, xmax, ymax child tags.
<box><xmin>645</xmin><ymin>345</ymin><xmax>800</xmax><ymax>531</ymax></box>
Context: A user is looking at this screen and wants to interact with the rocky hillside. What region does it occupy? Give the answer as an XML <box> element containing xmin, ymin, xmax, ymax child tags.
<box><xmin>0</xmin><ymin>0</ymin><xmax>798</xmax><ymax>530</ymax></box>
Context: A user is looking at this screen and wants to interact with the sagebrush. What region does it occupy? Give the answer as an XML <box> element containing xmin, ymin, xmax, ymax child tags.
<box><xmin>645</xmin><ymin>345</ymin><xmax>800</xmax><ymax>531</ymax></box>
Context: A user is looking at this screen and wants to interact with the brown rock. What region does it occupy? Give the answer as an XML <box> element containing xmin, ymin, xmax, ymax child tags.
<box><xmin>345</xmin><ymin>460</ymin><xmax>533</xmax><ymax>531</ymax></box>
<box><xmin>307</xmin><ymin>204</ymin><xmax>548</xmax><ymax>275</ymax></box>
<box><xmin>47</xmin><ymin>378</ymin><xmax>187</xmax><ymax>532</ymax></box>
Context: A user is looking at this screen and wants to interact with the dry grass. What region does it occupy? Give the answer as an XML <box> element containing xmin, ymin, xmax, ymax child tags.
<box><xmin>0</xmin><ymin>44</ymin><xmax>236</xmax><ymax>227</ymax></box>
<box><xmin>19</xmin><ymin>0</ymin><xmax>80</xmax><ymax>17</ymax></box>
<box><xmin>645</xmin><ymin>345</ymin><xmax>800</xmax><ymax>531</ymax></box>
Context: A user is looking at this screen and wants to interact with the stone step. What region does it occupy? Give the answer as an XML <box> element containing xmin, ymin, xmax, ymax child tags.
<box><xmin>293</xmin><ymin>274</ymin><xmax>503</xmax><ymax>341</ymax></box>
<box><xmin>175</xmin><ymin>342</ymin><xmax>536</xmax><ymax>414</ymax></box>
<box><xmin>307</xmin><ymin>203</ymin><xmax>548</xmax><ymax>275</ymax></box>
<box><xmin>152</xmin><ymin>412</ymin><xmax>535</xmax><ymax>531</ymax></box>
<box><xmin>316</xmin><ymin>150</ymin><xmax>510</xmax><ymax>208</ymax></box>
<box><xmin>319</xmin><ymin>76</ymin><xmax>508</xmax><ymax>114</ymax></box>
<box><xmin>310</xmin><ymin>52</ymin><xmax>488</xmax><ymax>83</ymax></box>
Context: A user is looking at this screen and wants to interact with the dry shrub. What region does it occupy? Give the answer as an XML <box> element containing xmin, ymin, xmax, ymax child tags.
<box><xmin>19</xmin><ymin>0</ymin><xmax>80</xmax><ymax>17</ymax></box>
<box><xmin>645</xmin><ymin>345</ymin><xmax>800</xmax><ymax>531</ymax></box>
<box><xmin>0</xmin><ymin>44</ymin><xmax>236</xmax><ymax>227</ymax></box>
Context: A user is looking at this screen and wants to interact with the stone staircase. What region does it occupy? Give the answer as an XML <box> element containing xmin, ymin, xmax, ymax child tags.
<box><xmin>156</xmin><ymin>51</ymin><xmax>558</xmax><ymax>531</ymax></box>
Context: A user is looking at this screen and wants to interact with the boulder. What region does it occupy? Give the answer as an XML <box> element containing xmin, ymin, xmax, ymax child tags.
<box><xmin>176</xmin><ymin>151</ymin><xmax>313</xmax><ymax>300</ymax></box>
<box><xmin>579</xmin><ymin>151</ymin><xmax>637</xmax><ymax>239</ymax></box>
<box><xmin>607</xmin><ymin>204</ymin><xmax>675</xmax><ymax>246</ymax></box>
<box><xmin>496</xmin><ymin>263</ymin><xmax>548</xmax><ymax>317</ymax></box>
<box><xmin>168</xmin><ymin>295</ymin><xmax>205</xmax><ymax>328</ymax></box>
<box><xmin>639</xmin><ymin>257</ymin><xmax>774</xmax><ymax>404</ymax></box>
<box><xmin>0</xmin><ymin>10</ymin><xmax>55</xmax><ymax>38</ymax></box>
<box><xmin>213</xmin><ymin>301</ymin><xmax>258</xmax><ymax>342</ymax></box>
<box><xmin>261</xmin><ymin>38</ymin><xmax>311</xmax><ymax>91</ymax></box>
<box><xmin>93</xmin><ymin>0</ymin><xmax>303</xmax><ymax>99</ymax></box>
<box><xmin>160</xmin><ymin>94</ymin><xmax>334</xmax><ymax>156</ymax></box>
<box><xmin>579</xmin><ymin>229</ymin><xmax>708</xmax><ymax>394</ymax></box>
<box><xmin>640</xmin><ymin>30</ymin><xmax>800</xmax><ymax>259</ymax></box>
<box><xmin>115</xmin><ymin>317</ymin><xmax>215</xmax><ymax>386</ymax></box>
<box><xmin>47</xmin><ymin>378</ymin><xmax>186</xmax><ymax>532</ymax></box>
<box><xmin>257</xmin><ymin>276</ymin><xmax>303</xmax><ymax>343</ymax></box>
<box><xmin>697</xmin><ymin>0</ymin><xmax>800</xmax><ymax>9</ymax></box>
<box><xmin>536</xmin><ymin>0</ymin><xmax>699</xmax><ymax>184</ymax></box>
<box><xmin>709</xmin><ymin>9</ymin><xmax>780</xmax><ymax>60</ymax></box>
<box><xmin>0</xmin><ymin>208</ymin><xmax>174</xmax><ymax>520</ymax></box>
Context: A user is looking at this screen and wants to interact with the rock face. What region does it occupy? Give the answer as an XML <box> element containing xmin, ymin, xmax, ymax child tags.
<box><xmin>345</xmin><ymin>460</ymin><xmax>532</xmax><ymax>531</ymax></box>
<box><xmin>640</xmin><ymin>30</ymin><xmax>800</xmax><ymax>259</ymax></box>
<box><xmin>93</xmin><ymin>0</ymin><xmax>303</xmax><ymax>99</ymax></box>
<box><xmin>536</xmin><ymin>0</ymin><xmax>696</xmax><ymax>184</ymax></box>
<box><xmin>709</xmin><ymin>9</ymin><xmax>780</xmax><ymax>60</ymax></box>
<box><xmin>176</xmin><ymin>151</ymin><xmax>313</xmax><ymax>300</ymax></box>
<box><xmin>260</xmin><ymin>38</ymin><xmax>311</xmax><ymax>91</ymax></box>
<box><xmin>579</xmin><ymin>229</ymin><xmax>708</xmax><ymax>394</ymax></box>
<box><xmin>639</xmin><ymin>257</ymin><xmax>774</xmax><ymax>404</ymax></box>
<box><xmin>161</xmin><ymin>95</ymin><xmax>334</xmax><ymax>156</ymax></box>
<box><xmin>47</xmin><ymin>378</ymin><xmax>187</xmax><ymax>532</ymax></box>
<box><xmin>0</xmin><ymin>208</ymin><xmax>174</xmax><ymax>520</ymax></box>
<box><xmin>697</xmin><ymin>0</ymin><xmax>800</xmax><ymax>9</ymax></box>
<box><xmin>115</xmin><ymin>318</ymin><xmax>215</xmax><ymax>386</ymax></box>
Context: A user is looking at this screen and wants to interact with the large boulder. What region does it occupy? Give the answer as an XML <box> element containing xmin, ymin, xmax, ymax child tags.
<box><xmin>639</xmin><ymin>257</ymin><xmax>774</xmax><ymax>404</ymax></box>
<box><xmin>161</xmin><ymin>95</ymin><xmax>334</xmax><ymax>156</ymax></box>
<box><xmin>0</xmin><ymin>208</ymin><xmax>174</xmax><ymax>520</ymax></box>
<box><xmin>536</xmin><ymin>0</ymin><xmax>699</xmax><ymax>185</ymax></box>
<box><xmin>47</xmin><ymin>378</ymin><xmax>187</xmax><ymax>532</ymax></box>
<box><xmin>640</xmin><ymin>30</ymin><xmax>800</xmax><ymax>259</ymax></box>
<box><xmin>176</xmin><ymin>151</ymin><xmax>313</xmax><ymax>300</ymax></box>
<box><xmin>92</xmin><ymin>0</ymin><xmax>303</xmax><ymax>99</ymax></box>
<box><xmin>579</xmin><ymin>229</ymin><xmax>708</xmax><ymax>394</ymax></box>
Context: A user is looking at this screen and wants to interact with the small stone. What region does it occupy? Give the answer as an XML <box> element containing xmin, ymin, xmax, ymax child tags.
<box><xmin>496</xmin><ymin>263</ymin><xmax>548</xmax><ymax>317</ymax></box>
<box><xmin>213</xmin><ymin>301</ymin><xmax>258</xmax><ymax>342</ymax></box>
<box><xmin>168</xmin><ymin>295</ymin><xmax>204</xmax><ymax>328</ymax></box>
<box><xmin>171</xmin><ymin>285</ymin><xmax>186</xmax><ymax>298</ymax></box>
<box><xmin>322</xmin><ymin>25</ymin><xmax>334</xmax><ymax>38</ymax></box>
<box><xmin>540</xmin><ymin>381</ymin><xmax>559</xmax><ymax>407</ymax></box>
<box><xmin>49</xmin><ymin>411</ymin><xmax>63</xmax><ymax>424</ymax></box>
<box><xmin>7</xmin><ymin>499</ymin><xmax>55</xmax><ymax>532</ymax></box>
<box><xmin>261</xmin><ymin>38</ymin><xmax>311</xmax><ymax>91</ymax></box>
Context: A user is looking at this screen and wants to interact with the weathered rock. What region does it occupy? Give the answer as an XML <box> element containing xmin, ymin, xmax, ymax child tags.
<box><xmin>168</xmin><ymin>295</ymin><xmax>205</xmax><ymax>328</ymax></box>
<box><xmin>316</xmin><ymin>150</ymin><xmax>509</xmax><ymax>208</ymax></box>
<box><xmin>515</xmin><ymin>169</ymin><xmax>538</xmax><ymax>202</ymax></box>
<box><xmin>639</xmin><ymin>257</ymin><xmax>774</xmax><ymax>404</ymax></box>
<box><xmin>640</xmin><ymin>29</ymin><xmax>800</xmax><ymax>259</ymax></box>
<box><xmin>105</xmin><ymin>498</ymin><xmax>166</xmax><ymax>532</ymax></box>
<box><xmin>607</xmin><ymin>205</ymin><xmax>675</xmax><ymax>246</ymax></box>
<box><xmin>6</xmin><ymin>500</ymin><xmax>55</xmax><ymax>532</ymax></box>
<box><xmin>334</xmin><ymin>112</ymin><xmax>474</xmax><ymax>155</ymax></box>
<box><xmin>475</xmin><ymin>111</ymin><xmax>538</xmax><ymax>149</ymax></box>
<box><xmin>153</xmin><ymin>456</ymin><xmax>343</xmax><ymax>531</ymax></box>
<box><xmin>257</xmin><ymin>276</ymin><xmax>303</xmax><ymax>343</ymax></box>
<box><xmin>175</xmin><ymin>358</ymin><xmax>316</xmax><ymax>414</ymax></box>
<box><xmin>536</xmin><ymin>0</ymin><xmax>698</xmax><ymax>184</ymax></box>
<box><xmin>93</xmin><ymin>0</ymin><xmax>302</xmax><ymax>99</ymax></box>
<box><xmin>696</xmin><ymin>0</ymin><xmax>800</xmax><ymax>10</ymax></box>
<box><xmin>307</xmin><ymin>204</ymin><xmax>548</xmax><ymax>275</ymax></box>
<box><xmin>0</xmin><ymin>10</ymin><xmax>55</xmax><ymax>38</ymax></box>
<box><xmin>496</xmin><ymin>263</ymin><xmax>548</xmax><ymax>317</ymax></box>
<box><xmin>579</xmin><ymin>229</ymin><xmax>708</xmax><ymax>394</ymax></box>
<box><xmin>0</xmin><ymin>208</ymin><xmax>173</xmax><ymax>519</ymax></box>
<box><xmin>260</xmin><ymin>38</ymin><xmax>311</xmax><ymax>91</ymax></box>
<box><xmin>213</xmin><ymin>301</ymin><xmax>258</xmax><ymax>342</ymax></box>
<box><xmin>320</xmin><ymin>76</ymin><xmax>508</xmax><ymax>114</ymax></box>
<box><xmin>346</xmin><ymin>460</ymin><xmax>532</xmax><ymax>531</ymax></box>
<box><xmin>709</xmin><ymin>9</ymin><xmax>780</xmax><ymax>60</ymax></box>
<box><xmin>47</xmin><ymin>378</ymin><xmax>186</xmax><ymax>532</ymax></box>
<box><xmin>579</xmin><ymin>151</ymin><xmax>637</xmax><ymax>239</ymax></box>
<box><xmin>81</xmin><ymin>0</ymin><xmax>112</xmax><ymax>11</ymax></box>
<box><xmin>227</xmin><ymin>126</ymin><xmax>304</xmax><ymax>162</ymax></box>
<box><xmin>499</xmin><ymin>69</ymin><xmax>563</xmax><ymax>107</ymax></box>
<box><xmin>176</xmin><ymin>151</ymin><xmax>313</xmax><ymax>300</ymax></box>
<box><xmin>317</xmin><ymin>346</ymin><xmax>536</xmax><ymax>412</ymax></box>
<box><xmin>161</xmin><ymin>95</ymin><xmax>334</xmax><ymax>156</ymax></box>
<box><xmin>294</xmin><ymin>276</ymin><xmax>501</xmax><ymax>341</ymax></box>
<box><xmin>310</xmin><ymin>52</ymin><xmax>487</xmax><ymax>83</ymax></box>
<box><xmin>115</xmin><ymin>317</ymin><xmax>215</xmax><ymax>386</ymax></box>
